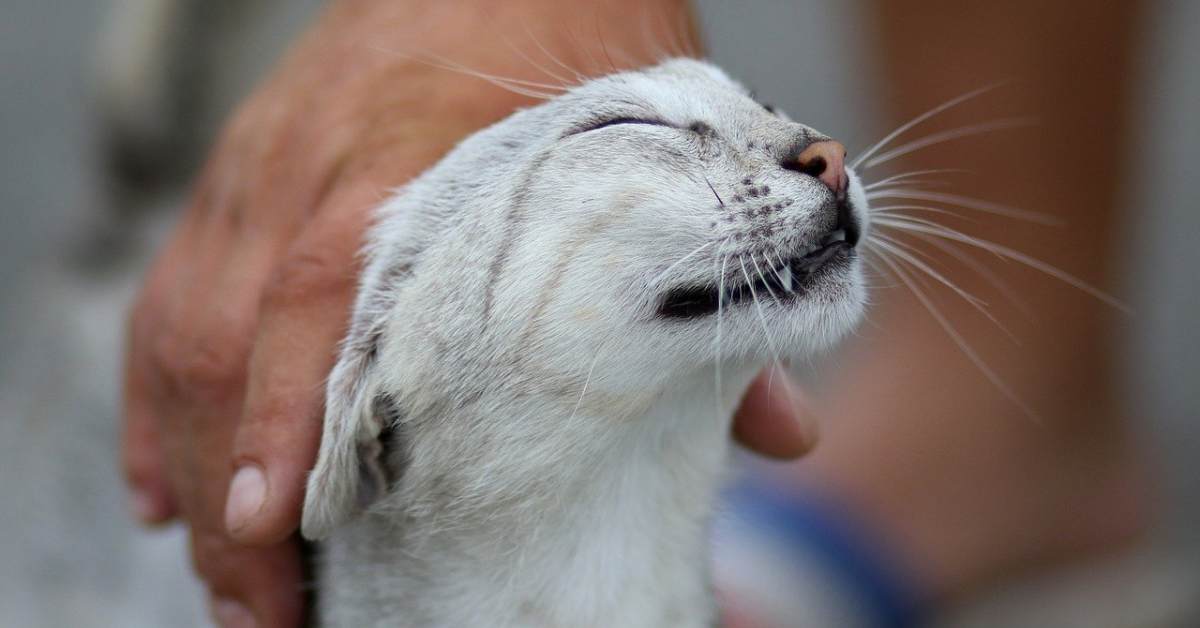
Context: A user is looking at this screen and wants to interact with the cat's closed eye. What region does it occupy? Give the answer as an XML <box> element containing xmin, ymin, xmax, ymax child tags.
<box><xmin>571</xmin><ymin>117</ymin><xmax>720</xmax><ymax>139</ymax></box>
<box><xmin>572</xmin><ymin>116</ymin><xmax>675</xmax><ymax>135</ymax></box>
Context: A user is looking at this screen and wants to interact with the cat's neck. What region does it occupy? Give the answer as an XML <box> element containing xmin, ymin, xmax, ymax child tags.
<box><xmin>318</xmin><ymin>363</ymin><xmax>760</xmax><ymax>628</ymax></box>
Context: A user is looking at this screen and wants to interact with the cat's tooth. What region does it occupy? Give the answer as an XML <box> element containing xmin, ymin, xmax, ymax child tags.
<box><xmin>779</xmin><ymin>266</ymin><xmax>793</xmax><ymax>291</ymax></box>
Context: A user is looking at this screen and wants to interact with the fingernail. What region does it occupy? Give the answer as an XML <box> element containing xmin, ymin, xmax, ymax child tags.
<box><xmin>212</xmin><ymin>597</ymin><xmax>257</xmax><ymax>628</ymax></box>
<box><xmin>130</xmin><ymin>490</ymin><xmax>160</xmax><ymax>523</ymax></box>
<box><xmin>224</xmin><ymin>464</ymin><xmax>267</xmax><ymax>534</ymax></box>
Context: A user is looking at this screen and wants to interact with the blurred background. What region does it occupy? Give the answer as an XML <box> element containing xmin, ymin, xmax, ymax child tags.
<box><xmin>0</xmin><ymin>0</ymin><xmax>1196</xmax><ymax>626</ymax></box>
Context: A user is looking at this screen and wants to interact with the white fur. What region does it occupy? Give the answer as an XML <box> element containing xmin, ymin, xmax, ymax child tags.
<box><xmin>302</xmin><ymin>59</ymin><xmax>870</xmax><ymax>627</ymax></box>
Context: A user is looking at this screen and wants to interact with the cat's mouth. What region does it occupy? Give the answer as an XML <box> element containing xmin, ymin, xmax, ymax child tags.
<box><xmin>658</xmin><ymin>216</ymin><xmax>860</xmax><ymax>320</ymax></box>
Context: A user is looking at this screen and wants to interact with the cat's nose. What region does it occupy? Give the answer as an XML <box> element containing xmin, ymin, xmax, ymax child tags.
<box><xmin>789</xmin><ymin>141</ymin><xmax>847</xmax><ymax>196</ymax></box>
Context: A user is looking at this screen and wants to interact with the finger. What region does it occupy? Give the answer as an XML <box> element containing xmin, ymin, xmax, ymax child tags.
<box><xmin>226</xmin><ymin>183</ymin><xmax>377</xmax><ymax>544</ymax></box>
<box><xmin>121</xmin><ymin>265</ymin><xmax>182</xmax><ymax>524</ymax></box>
<box><xmin>732</xmin><ymin>365</ymin><xmax>820</xmax><ymax>459</ymax></box>
<box><xmin>126</xmin><ymin>199</ymin><xmax>249</xmax><ymax>524</ymax></box>
<box><xmin>122</xmin><ymin>352</ymin><xmax>178</xmax><ymax>524</ymax></box>
<box><xmin>193</xmin><ymin>529</ymin><xmax>307</xmax><ymax>628</ymax></box>
<box><xmin>168</xmin><ymin>348</ymin><xmax>307</xmax><ymax>628</ymax></box>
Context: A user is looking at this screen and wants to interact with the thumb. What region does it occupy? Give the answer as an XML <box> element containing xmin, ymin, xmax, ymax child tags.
<box><xmin>732</xmin><ymin>364</ymin><xmax>820</xmax><ymax>459</ymax></box>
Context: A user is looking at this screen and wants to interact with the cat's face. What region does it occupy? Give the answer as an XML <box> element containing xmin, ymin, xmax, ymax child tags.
<box><xmin>490</xmin><ymin>59</ymin><xmax>869</xmax><ymax>374</ymax></box>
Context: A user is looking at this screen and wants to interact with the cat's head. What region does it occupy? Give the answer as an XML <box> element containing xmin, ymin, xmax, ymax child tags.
<box><xmin>415</xmin><ymin>59</ymin><xmax>870</xmax><ymax>369</ymax></box>
<box><xmin>301</xmin><ymin>59</ymin><xmax>869</xmax><ymax>538</ymax></box>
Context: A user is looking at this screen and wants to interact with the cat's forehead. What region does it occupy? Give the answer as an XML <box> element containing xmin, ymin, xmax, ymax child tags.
<box><xmin>572</xmin><ymin>58</ymin><xmax>758</xmax><ymax>119</ymax></box>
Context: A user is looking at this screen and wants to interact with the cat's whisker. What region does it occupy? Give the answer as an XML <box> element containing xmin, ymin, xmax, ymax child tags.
<box><xmin>501</xmin><ymin>34</ymin><xmax>577</xmax><ymax>88</ymax></box>
<box><xmin>713</xmin><ymin>251</ymin><xmax>729</xmax><ymax>416</ymax></box>
<box><xmin>738</xmin><ymin>255</ymin><xmax>784</xmax><ymax>395</ymax></box>
<box><xmin>401</xmin><ymin>50</ymin><xmax>570</xmax><ymax>92</ymax></box>
<box><xmin>870</xmin><ymin>234</ymin><xmax>1019</xmax><ymax>342</ymax></box>
<box><xmin>871</xmin><ymin>204</ymin><xmax>968</xmax><ymax>220</ymax></box>
<box><xmin>867</xmin><ymin>180</ymin><xmax>954</xmax><ymax>194</ymax></box>
<box><xmin>873</xmin><ymin>216</ymin><xmax>1128</xmax><ymax>312</ymax></box>
<box><xmin>867</xmin><ymin>189</ymin><xmax>1060</xmax><ymax>225</ymax></box>
<box><xmin>567</xmin><ymin>348</ymin><xmax>603</xmax><ymax>424</ymax></box>
<box><xmin>649</xmin><ymin>240</ymin><xmax>717</xmax><ymax>287</ymax></box>
<box><xmin>864</xmin><ymin>168</ymin><xmax>971</xmax><ymax>191</ymax></box>
<box><xmin>637</xmin><ymin>7</ymin><xmax>668</xmax><ymax>63</ymax></box>
<box><xmin>874</xmin><ymin>250</ymin><xmax>1039</xmax><ymax>419</ymax></box>
<box><xmin>645</xmin><ymin>1</ymin><xmax>694</xmax><ymax>60</ymax></box>
<box><xmin>589</xmin><ymin>12</ymin><xmax>620</xmax><ymax>74</ymax></box>
<box><xmin>874</xmin><ymin>215</ymin><xmax>1016</xmax><ymax>262</ymax></box>
<box><xmin>604</xmin><ymin>38</ymin><xmax>644</xmax><ymax>73</ymax></box>
<box><xmin>869</xmin><ymin>230</ymin><xmax>941</xmax><ymax>266</ymax></box>
<box><xmin>862</xmin><ymin>256</ymin><xmax>901</xmax><ymax>291</ymax></box>
<box><xmin>562</xmin><ymin>26</ymin><xmax>605</xmax><ymax>77</ymax></box>
<box><xmin>653</xmin><ymin>4</ymin><xmax>685</xmax><ymax>59</ymax></box>
<box><xmin>896</xmin><ymin>230</ymin><xmax>1036</xmax><ymax>318</ymax></box>
<box><xmin>671</xmin><ymin>4</ymin><xmax>701</xmax><ymax>59</ymax></box>
<box><xmin>852</xmin><ymin>82</ymin><xmax>1010</xmax><ymax>170</ymax></box>
<box><xmin>519</xmin><ymin>20</ymin><xmax>587</xmax><ymax>82</ymax></box>
<box><xmin>767</xmin><ymin>250</ymin><xmax>793</xmax><ymax>294</ymax></box>
<box><xmin>702</xmin><ymin>175</ymin><xmax>725</xmax><ymax>207</ymax></box>
<box><xmin>607</xmin><ymin>43</ymin><xmax>644</xmax><ymax>71</ymax></box>
<box><xmin>371</xmin><ymin>47</ymin><xmax>564</xmax><ymax>99</ymax></box>
<box><xmin>749</xmin><ymin>253</ymin><xmax>782</xmax><ymax>305</ymax></box>
<box><xmin>862</xmin><ymin>117</ymin><xmax>1038</xmax><ymax>170</ymax></box>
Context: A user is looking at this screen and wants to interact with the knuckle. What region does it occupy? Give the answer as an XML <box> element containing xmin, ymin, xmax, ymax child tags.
<box><xmin>120</xmin><ymin>443</ymin><xmax>151</xmax><ymax>480</ymax></box>
<box><xmin>128</xmin><ymin>291</ymin><xmax>153</xmax><ymax>333</ymax></box>
<box><xmin>220</xmin><ymin>98</ymin><xmax>264</xmax><ymax>151</ymax></box>
<box><xmin>120</xmin><ymin>461</ymin><xmax>146</xmax><ymax>491</ymax></box>
<box><xmin>128</xmin><ymin>278</ymin><xmax>168</xmax><ymax>345</ymax></box>
<box><xmin>149</xmin><ymin>326</ymin><xmax>249</xmax><ymax>403</ymax></box>
<box><xmin>189</xmin><ymin>529</ymin><xmax>240</xmax><ymax>585</ymax></box>
<box><xmin>262</xmin><ymin>251</ymin><xmax>351</xmax><ymax>310</ymax></box>
<box><xmin>248</xmin><ymin>387</ymin><xmax>318</xmax><ymax>432</ymax></box>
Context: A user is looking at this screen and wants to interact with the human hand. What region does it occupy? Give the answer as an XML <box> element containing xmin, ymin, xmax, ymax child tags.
<box><xmin>120</xmin><ymin>2</ymin><xmax>816</xmax><ymax>626</ymax></box>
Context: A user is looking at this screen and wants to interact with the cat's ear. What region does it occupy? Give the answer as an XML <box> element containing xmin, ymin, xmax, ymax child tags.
<box><xmin>301</xmin><ymin>324</ymin><xmax>402</xmax><ymax>540</ymax></box>
<box><xmin>301</xmin><ymin>202</ymin><xmax>422</xmax><ymax>540</ymax></box>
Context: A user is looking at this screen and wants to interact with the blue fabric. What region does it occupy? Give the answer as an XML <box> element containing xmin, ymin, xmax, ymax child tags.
<box><xmin>724</xmin><ymin>479</ymin><xmax>925</xmax><ymax>628</ymax></box>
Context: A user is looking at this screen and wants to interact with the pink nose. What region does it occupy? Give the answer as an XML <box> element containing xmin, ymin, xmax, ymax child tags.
<box><xmin>793</xmin><ymin>141</ymin><xmax>847</xmax><ymax>196</ymax></box>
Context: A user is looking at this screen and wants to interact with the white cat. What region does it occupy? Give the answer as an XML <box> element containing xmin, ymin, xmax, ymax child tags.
<box><xmin>301</xmin><ymin>58</ymin><xmax>870</xmax><ymax>628</ymax></box>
